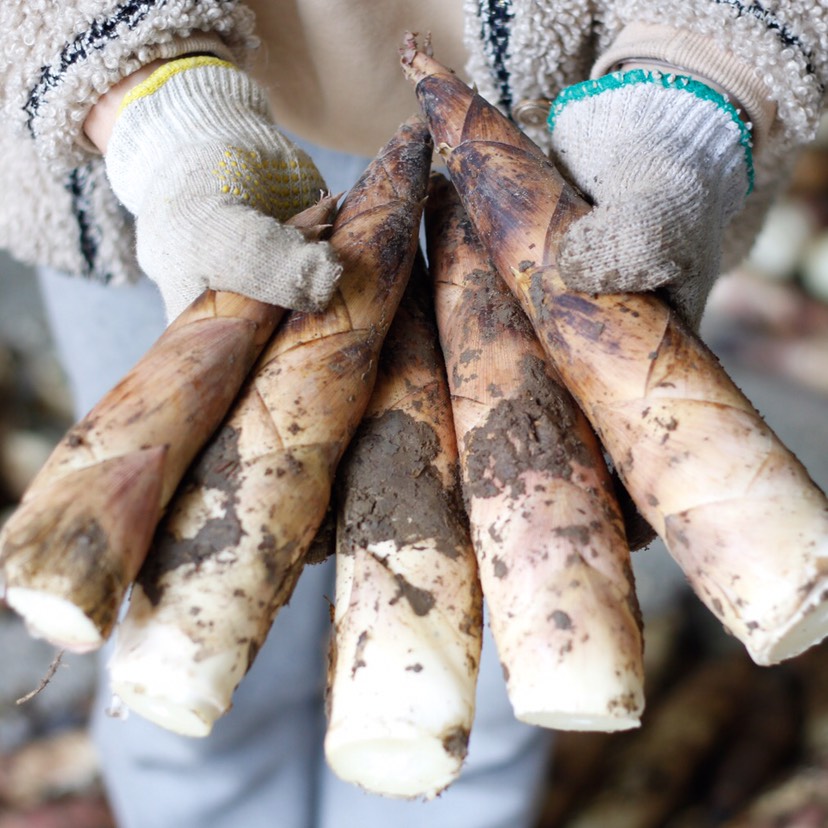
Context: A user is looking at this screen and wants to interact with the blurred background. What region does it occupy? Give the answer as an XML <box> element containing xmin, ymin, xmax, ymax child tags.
<box><xmin>0</xmin><ymin>116</ymin><xmax>827</xmax><ymax>827</ymax></box>
<box><xmin>0</xmin><ymin>255</ymin><xmax>110</xmax><ymax>826</ymax></box>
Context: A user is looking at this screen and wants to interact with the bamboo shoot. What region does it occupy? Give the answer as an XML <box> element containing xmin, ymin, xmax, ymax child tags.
<box><xmin>401</xmin><ymin>37</ymin><xmax>828</xmax><ymax>666</ymax></box>
<box><xmin>107</xmin><ymin>118</ymin><xmax>433</xmax><ymax>736</ymax></box>
<box><xmin>325</xmin><ymin>260</ymin><xmax>483</xmax><ymax>799</ymax></box>
<box><xmin>426</xmin><ymin>174</ymin><xmax>643</xmax><ymax>731</ymax></box>
<box><xmin>0</xmin><ymin>198</ymin><xmax>335</xmax><ymax>653</ymax></box>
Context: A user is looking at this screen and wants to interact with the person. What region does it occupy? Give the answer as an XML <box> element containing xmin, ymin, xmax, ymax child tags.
<box><xmin>0</xmin><ymin>2</ymin><xmax>825</xmax><ymax>827</ymax></box>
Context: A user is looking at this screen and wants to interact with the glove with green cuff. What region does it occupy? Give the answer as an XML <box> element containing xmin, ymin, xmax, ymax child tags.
<box><xmin>104</xmin><ymin>56</ymin><xmax>341</xmax><ymax>321</ymax></box>
<box><xmin>548</xmin><ymin>69</ymin><xmax>754</xmax><ymax>329</ymax></box>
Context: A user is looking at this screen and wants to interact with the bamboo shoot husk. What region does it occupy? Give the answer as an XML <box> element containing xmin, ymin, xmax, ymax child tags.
<box><xmin>426</xmin><ymin>174</ymin><xmax>643</xmax><ymax>731</ymax></box>
<box><xmin>107</xmin><ymin>118</ymin><xmax>433</xmax><ymax>737</ymax></box>
<box><xmin>401</xmin><ymin>37</ymin><xmax>828</xmax><ymax>666</ymax></box>
<box><xmin>0</xmin><ymin>198</ymin><xmax>336</xmax><ymax>652</ymax></box>
<box><xmin>324</xmin><ymin>260</ymin><xmax>483</xmax><ymax>799</ymax></box>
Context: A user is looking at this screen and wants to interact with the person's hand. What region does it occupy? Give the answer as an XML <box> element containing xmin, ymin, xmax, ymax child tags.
<box><xmin>548</xmin><ymin>69</ymin><xmax>754</xmax><ymax>329</ymax></box>
<box><xmin>102</xmin><ymin>56</ymin><xmax>341</xmax><ymax>321</ymax></box>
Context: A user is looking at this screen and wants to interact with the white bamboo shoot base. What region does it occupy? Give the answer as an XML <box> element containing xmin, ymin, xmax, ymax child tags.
<box><xmin>325</xmin><ymin>722</ymin><xmax>470</xmax><ymax>800</ymax></box>
<box><xmin>325</xmin><ymin>539</ymin><xmax>480</xmax><ymax>799</ymax></box>
<box><xmin>4</xmin><ymin>587</ymin><xmax>104</xmax><ymax>653</ymax></box>
<box><xmin>470</xmin><ymin>475</ymin><xmax>644</xmax><ymax>732</ymax></box>
<box><xmin>664</xmin><ymin>496</ymin><xmax>828</xmax><ymax>666</ymax></box>
<box><xmin>108</xmin><ymin>586</ymin><xmax>241</xmax><ymax>738</ymax></box>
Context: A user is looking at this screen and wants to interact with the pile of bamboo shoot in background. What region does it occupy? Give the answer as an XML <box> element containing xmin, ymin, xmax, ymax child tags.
<box><xmin>746</xmin><ymin>113</ymin><xmax>828</xmax><ymax>301</ymax></box>
<box><xmin>0</xmin><ymin>33</ymin><xmax>827</xmax><ymax>805</ymax></box>
<box><xmin>704</xmin><ymin>111</ymin><xmax>828</xmax><ymax>397</ymax></box>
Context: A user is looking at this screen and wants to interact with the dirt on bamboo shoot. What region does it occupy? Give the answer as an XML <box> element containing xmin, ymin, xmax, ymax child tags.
<box><xmin>106</xmin><ymin>118</ymin><xmax>433</xmax><ymax>737</ymax></box>
<box><xmin>426</xmin><ymin>174</ymin><xmax>643</xmax><ymax>731</ymax></box>
<box><xmin>324</xmin><ymin>259</ymin><xmax>483</xmax><ymax>799</ymax></box>
<box><xmin>401</xmin><ymin>36</ymin><xmax>828</xmax><ymax>666</ymax></box>
<box><xmin>0</xmin><ymin>200</ymin><xmax>337</xmax><ymax>653</ymax></box>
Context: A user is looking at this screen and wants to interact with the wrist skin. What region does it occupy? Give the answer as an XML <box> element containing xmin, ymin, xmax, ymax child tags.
<box><xmin>84</xmin><ymin>60</ymin><xmax>170</xmax><ymax>153</ymax></box>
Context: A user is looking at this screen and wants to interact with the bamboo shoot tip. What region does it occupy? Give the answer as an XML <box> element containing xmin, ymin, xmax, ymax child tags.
<box><xmin>399</xmin><ymin>31</ymin><xmax>419</xmax><ymax>65</ymax></box>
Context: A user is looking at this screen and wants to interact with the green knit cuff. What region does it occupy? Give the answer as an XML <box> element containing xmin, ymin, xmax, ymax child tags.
<box><xmin>547</xmin><ymin>69</ymin><xmax>755</xmax><ymax>194</ymax></box>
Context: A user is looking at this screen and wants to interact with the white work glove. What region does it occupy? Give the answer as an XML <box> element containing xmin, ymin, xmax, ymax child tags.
<box><xmin>548</xmin><ymin>69</ymin><xmax>753</xmax><ymax>329</ymax></box>
<box><xmin>105</xmin><ymin>56</ymin><xmax>341</xmax><ymax>321</ymax></box>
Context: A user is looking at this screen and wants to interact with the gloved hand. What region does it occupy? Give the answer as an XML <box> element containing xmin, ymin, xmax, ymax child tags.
<box><xmin>548</xmin><ymin>69</ymin><xmax>754</xmax><ymax>329</ymax></box>
<box><xmin>104</xmin><ymin>56</ymin><xmax>342</xmax><ymax>321</ymax></box>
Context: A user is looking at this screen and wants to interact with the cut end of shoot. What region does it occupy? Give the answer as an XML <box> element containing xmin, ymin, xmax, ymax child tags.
<box><xmin>109</xmin><ymin>679</ymin><xmax>220</xmax><ymax>739</ymax></box>
<box><xmin>325</xmin><ymin>732</ymin><xmax>464</xmax><ymax>800</ymax></box>
<box><xmin>5</xmin><ymin>587</ymin><xmax>105</xmax><ymax>653</ymax></box>
<box><xmin>109</xmin><ymin>605</ymin><xmax>243</xmax><ymax>737</ymax></box>
<box><xmin>748</xmin><ymin>578</ymin><xmax>828</xmax><ymax>666</ymax></box>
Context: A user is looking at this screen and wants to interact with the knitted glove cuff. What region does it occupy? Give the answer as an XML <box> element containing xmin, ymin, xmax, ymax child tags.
<box><xmin>102</xmin><ymin>55</ymin><xmax>337</xmax><ymax>320</ymax></box>
<box><xmin>106</xmin><ymin>56</ymin><xmax>316</xmax><ymax>214</ymax></box>
<box><xmin>591</xmin><ymin>22</ymin><xmax>777</xmax><ymax>152</ymax></box>
<box><xmin>548</xmin><ymin>69</ymin><xmax>754</xmax><ymax>205</ymax></box>
<box><xmin>75</xmin><ymin>37</ymin><xmax>238</xmax><ymax>157</ymax></box>
<box><xmin>549</xmin><ymin>70</ymin><xmax>753</xmax><ymax>241</ymax></box>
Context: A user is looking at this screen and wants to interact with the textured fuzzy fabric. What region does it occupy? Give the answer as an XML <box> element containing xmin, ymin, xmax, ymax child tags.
<box><xmin>0</xmin><ymin>0</ymin><xmax>256</xmax><ymax>283</ymax></box>
<box><xmin>464</xmin><ymin>0</ymin><xmax>827</xmax><ymax>274</ymax></box>
<box><xmin>0</xmin><ymin>0</ymin><xmax>826</xmax><ymax>284</ymax></box>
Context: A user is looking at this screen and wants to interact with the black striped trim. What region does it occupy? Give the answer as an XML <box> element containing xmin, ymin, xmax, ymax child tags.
<box><xmin>712</xmin><ymin>0</ymin><xmax>819</xmax><ymax>84</ymax></box>
<box><xmin>479</xmin><ymin>0</ymin><xmax>515</xmax><ymax>115</ymax></box>
<box><xmin>66</xmin><ymin>165</ymin><xmax>101</xmax><ymax>280</ymax></box>
<box><xmin>24</xmin><ymin>0</ymin><xmax>161</xmax><ymax>135</ymax></box>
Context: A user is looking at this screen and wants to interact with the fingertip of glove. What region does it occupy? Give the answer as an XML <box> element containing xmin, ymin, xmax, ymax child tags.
<box><xmin>294</xmin><ymin>243</ymin><xmax>344</xmax><ymax>311</ymax></box>
<box><xmin>558</xmin><ymin>206</ymin><xmax>690</xmax><ymax>296</ymax></box>
<box><xmin>556</xmin><ymin>216</ymin><xmax>607</xmax><ymax>293</ymax></box>
<box><xmin>558</xmin><ymin>250</ymin><xmax>683</xmax><ymax>296</ymax></box>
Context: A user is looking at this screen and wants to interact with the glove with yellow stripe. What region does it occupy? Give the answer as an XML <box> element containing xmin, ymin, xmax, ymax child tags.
<box><xmin>104</xmin><ymin>56</ymin><xmax>341</xmax><ymax>321</ymax></box>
